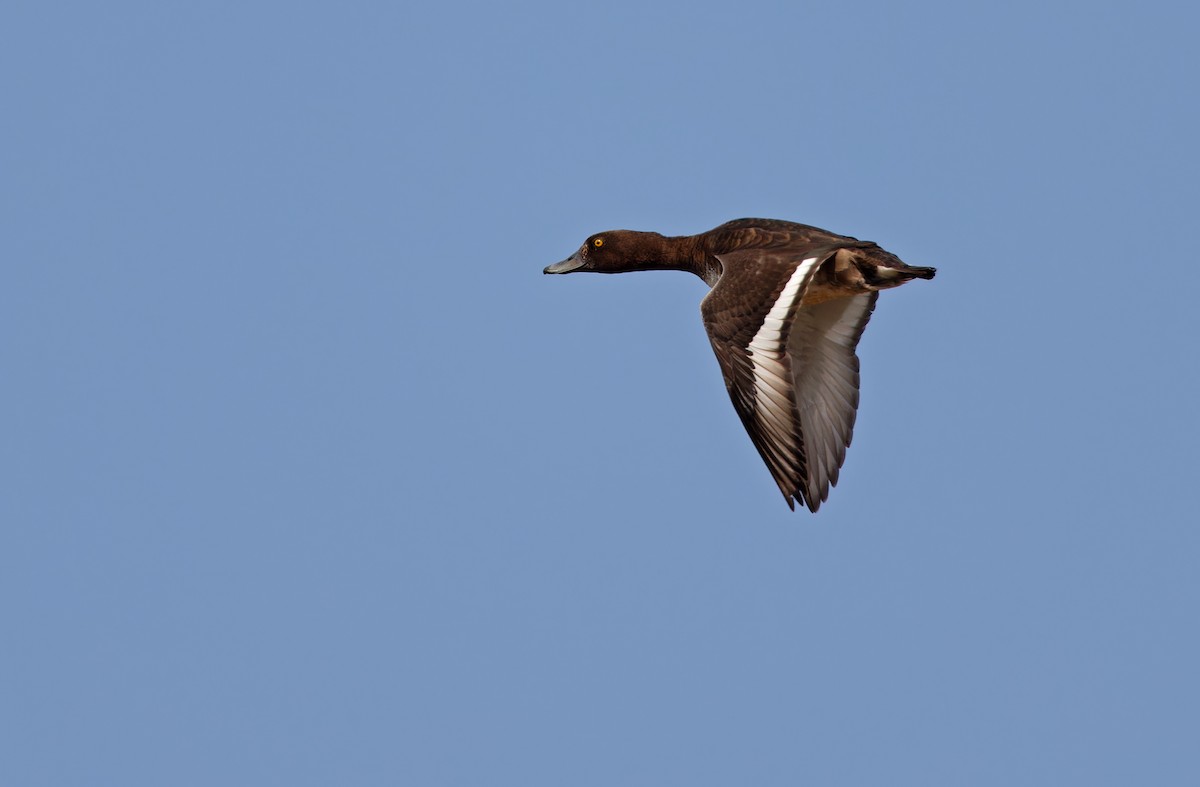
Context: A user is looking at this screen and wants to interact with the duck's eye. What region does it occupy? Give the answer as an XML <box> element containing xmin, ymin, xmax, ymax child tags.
<box><xmin>593</xmin><ymin>238</ymin><xmax>604</xmax><ymax>248</ymax></box>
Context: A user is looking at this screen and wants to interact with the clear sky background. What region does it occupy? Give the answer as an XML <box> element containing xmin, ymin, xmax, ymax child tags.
<box><xmin>3</xmin><ymin>1</ymin><xmax>1198</xmax><ymax>784</ymax></box>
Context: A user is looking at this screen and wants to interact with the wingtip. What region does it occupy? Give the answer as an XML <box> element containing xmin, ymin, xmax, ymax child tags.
<box><xmin>784</xmin><ymin>491</ymin><xmax>823</xmax><ymax>513</ymax></box>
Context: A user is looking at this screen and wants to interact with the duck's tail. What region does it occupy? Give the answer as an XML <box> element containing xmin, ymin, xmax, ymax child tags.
<box><xmin>903</xmin><ymin>264</ymin><xmax>937</xmax><ymax>280</ymax></box>
<box><xmin>863</xmin><ymin>260</ymin><xmax>937</xmax><ymax>288</ymax></box>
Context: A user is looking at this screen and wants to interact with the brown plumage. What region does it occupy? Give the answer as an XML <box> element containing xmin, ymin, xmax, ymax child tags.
<box><xmin>544</xmin><ymin>218</ymin><xmax>935</xmax><ymax>512</ymax></box>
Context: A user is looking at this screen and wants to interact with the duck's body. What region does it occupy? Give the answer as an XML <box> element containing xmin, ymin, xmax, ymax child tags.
<box><xmin>544</xmin><ymin>218</ymin><xmax>935</xmax><ymax>512</ymax></box>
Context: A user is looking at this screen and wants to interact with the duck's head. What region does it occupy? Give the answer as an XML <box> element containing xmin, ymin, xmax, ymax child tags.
<box><xmin>544</xmin><ymin>230</ymin><xmax>669</xmax><ymax>275</ymax></box>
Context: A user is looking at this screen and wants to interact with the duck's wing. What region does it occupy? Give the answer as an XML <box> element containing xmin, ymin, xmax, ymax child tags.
<box><xmin>701</xmin><ymin>248</ymin><xmax>877</xmax><ymax>512</ymax></box>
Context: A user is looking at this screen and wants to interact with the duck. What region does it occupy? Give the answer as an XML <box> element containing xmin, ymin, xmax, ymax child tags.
<box><xmin>544</xmin><ymin>218</ymin><xmax>936</xmax><ymax>512</ymax></box>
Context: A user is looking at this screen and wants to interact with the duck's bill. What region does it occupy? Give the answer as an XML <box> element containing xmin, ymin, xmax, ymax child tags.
<box><xmin>543</xmin><ymin>252</ymin><xmax>585</xmax><ymax>274</ymax></box>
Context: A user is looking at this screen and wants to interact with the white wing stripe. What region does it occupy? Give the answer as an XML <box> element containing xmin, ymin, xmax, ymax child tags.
<box><xmin>749</xmin><ymin>256</ymin><xmax>819</xmax><ymax>357</ymax></box>
<box><xmin>747</xmin><ymin>256</ymin><xmax>821</xmax><ymax>427</ymax></box>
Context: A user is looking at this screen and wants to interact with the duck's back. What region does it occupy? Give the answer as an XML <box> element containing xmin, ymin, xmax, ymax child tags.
<box><xmin>702</xmin><ymin>218</ymin><xmax>868</xmax><ymax>257</ymax></box>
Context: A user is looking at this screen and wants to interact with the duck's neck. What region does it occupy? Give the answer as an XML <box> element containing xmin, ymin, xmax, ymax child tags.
<box><xmin>643</xmin><ymin>234</ymin><xmax>721</xmax><ymax>287</ymax></box>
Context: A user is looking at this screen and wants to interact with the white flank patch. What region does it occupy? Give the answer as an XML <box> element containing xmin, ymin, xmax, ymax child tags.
<box><xmin>747</xmin><ymin>256</ymin><xmax>821</xmax><ymax>419</ymax></box>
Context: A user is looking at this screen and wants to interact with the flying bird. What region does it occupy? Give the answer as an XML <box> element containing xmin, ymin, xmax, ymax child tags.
<box><xmin>544</xmin><ymin>218</ymin><xmax>935</xmax><ymax>512</ymax></box>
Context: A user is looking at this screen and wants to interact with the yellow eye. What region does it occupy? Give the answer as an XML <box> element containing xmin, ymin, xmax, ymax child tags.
<box><xmin>593</xmin><ymin>238</ymin><xmax>604</xmax><ymax>248</ymax></box>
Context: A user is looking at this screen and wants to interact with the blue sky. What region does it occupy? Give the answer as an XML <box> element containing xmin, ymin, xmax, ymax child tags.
<box><xmin>3</xmin><ymin>0</ymin><xmax>1198</xmax><ymax>784</ymax></box>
